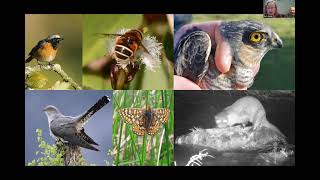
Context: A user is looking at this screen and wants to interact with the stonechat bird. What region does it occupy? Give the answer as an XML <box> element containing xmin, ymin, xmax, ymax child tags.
<box><xmin>25</xmin><ymin>34</ymin><xmax>64</xmax><ymax>64</ymax></box>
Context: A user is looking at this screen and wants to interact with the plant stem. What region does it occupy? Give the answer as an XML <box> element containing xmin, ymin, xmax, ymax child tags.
<box><xmin>25</xmin><ymin>64</ymin><xmax>82</xmax><ymax>90</ymax></box>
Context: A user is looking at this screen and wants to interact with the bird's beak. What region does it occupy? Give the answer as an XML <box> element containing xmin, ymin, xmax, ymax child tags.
<box><xmin>271</xmin><ymin>33</ymin><xmax>283</xmax><ymax>48</ymax></box>
<box><xmin>42</xmin><ymin>108</ymin><xmax>46</xmax><ymax>111</ymax></box>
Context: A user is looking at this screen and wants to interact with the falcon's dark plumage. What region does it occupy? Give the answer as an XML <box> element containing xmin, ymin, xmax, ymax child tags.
<box><xmin>174</xmin><ymin>20</ymin><xmax>283</xmax><ymax>90</ymax></box>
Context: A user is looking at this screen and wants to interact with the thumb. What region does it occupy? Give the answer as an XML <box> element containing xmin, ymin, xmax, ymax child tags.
<box><xmin>214</xmin><ymin>25</ymin><xmax>233</xmax><ymax>74</ymax></box>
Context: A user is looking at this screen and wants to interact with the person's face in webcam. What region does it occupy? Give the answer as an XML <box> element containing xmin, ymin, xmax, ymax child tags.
<box><xmin>266</xmin><ymin>3</ymin><xmax>277</xmax><ymax>16</ymax></box>
<box><xmin>289</xmin><ymin>7</ymin><xmax>295</xmax><ymax>16</ymax></box>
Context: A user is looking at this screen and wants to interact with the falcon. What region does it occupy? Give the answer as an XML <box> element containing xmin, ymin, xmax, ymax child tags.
<box><xmin>43</xmin><ymin>95</ymin><xmax>110</xmax><ymax>151</ymax></box>
<box><xmin>174</xmin><ymin>20</ymin><xmax>283</xmax><ymax>90</ymax></box>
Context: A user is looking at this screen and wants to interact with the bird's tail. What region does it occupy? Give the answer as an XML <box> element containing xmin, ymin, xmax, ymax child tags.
<box><xmin>76</xmin><ymin>132</ymin><xmax>100</xmax><ymax>151</ymax></box>
<box><xmin>80</xmin><ymin>129</ymin><xmax>99</xmax><ymax>145</ymax></box>
<box><xmin>85</xmin><ymin>144</ymin><xmax>100</xmax><ymax>151</ymax></box>
<box><xmin>25</xmin><ymin>56</ymin><xmax>33</xmax><ymax>63</ymax></box>
<box><xmin>78</xmin><ymin>95</ymin><xmax>111</xmax><ymax>125</ymax></box>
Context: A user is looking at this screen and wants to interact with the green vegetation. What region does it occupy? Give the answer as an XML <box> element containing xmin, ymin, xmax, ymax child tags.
<box><xmin>27</xmin><ymin>129</ymin><xmax>111</xmax><ymax>166</ymax></box>
<box><xmin>112</xmin><ymin>90</ymin><xmax>174</xmax><ymax>166</ymax></box>
<box><xmin>27</xmin><ymin>129</ymin><xmax>65</xmax><ymax>166</ymax></box>
<box><xmin>82</xmin><ymin>14</ymin><xmax>173</xmax><ymax>90</ymax></box>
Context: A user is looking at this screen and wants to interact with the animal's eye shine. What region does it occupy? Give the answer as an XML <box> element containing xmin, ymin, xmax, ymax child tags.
<box><xmin>249</xmin><ymin>32</ymin><xmax>266</xmax><ymax>43</ymax></box>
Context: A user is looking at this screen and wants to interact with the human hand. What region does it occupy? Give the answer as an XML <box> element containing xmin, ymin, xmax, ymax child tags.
<box><xmin>174</xmin><ymin>21</ymin><xmax>261</xmax><ymax>90</ymax></box>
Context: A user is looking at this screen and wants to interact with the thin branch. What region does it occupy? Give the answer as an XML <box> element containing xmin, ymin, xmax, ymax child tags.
<box><xmin>25</xmin><ymin>64</ymin><xmax>82</xmax><ymax>90</ymax></box>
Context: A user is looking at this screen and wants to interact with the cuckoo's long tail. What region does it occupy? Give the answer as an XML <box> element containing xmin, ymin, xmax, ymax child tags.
<box><xmin>78</xmin><ymin>95</ymin><xmax>111</xmax><ymax>124</ymax></box>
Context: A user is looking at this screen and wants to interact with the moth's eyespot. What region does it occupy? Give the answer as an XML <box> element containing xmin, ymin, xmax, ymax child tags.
<box><xmin>249</xmin><ymin>32</ymin><xmax>266</xmax><ymax>43</ymax></box>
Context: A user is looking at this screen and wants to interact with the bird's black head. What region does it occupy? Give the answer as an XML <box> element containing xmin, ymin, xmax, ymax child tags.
<box><xmin>220</xmin><ymin>20</ymin><xmax>283</xmax><ymax>68</ymax></box>
<box><xmin>46</xmin><ymin>34</ymin><xmax>64</xmax><ymax>49</ymax></box>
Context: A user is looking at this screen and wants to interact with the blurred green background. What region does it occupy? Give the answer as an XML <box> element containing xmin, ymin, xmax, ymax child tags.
<box><xmin>83</xmin><ymin>14</ymin><xmax>173</xmax><ymax>90</ymax></box>
<box><xmin>25</xmin><ymin>14</ymin><xmax>82</xmax><ymax>89</ymax></box>
<box><xmin>112</xmin><ymin>90</ymin><xmax>174</xmax><ymax>166</ymax></box>
<box><xmin>192</xmin><ymin>14</ymin><xmax>295</xmax><ymax>90</ymax></box>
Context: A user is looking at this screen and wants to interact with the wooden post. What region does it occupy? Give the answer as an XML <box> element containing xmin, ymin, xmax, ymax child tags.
<box><xmin>56</xmin><ymin>140</ymin><xmax>84</xmax><ymax>166</ymax></box>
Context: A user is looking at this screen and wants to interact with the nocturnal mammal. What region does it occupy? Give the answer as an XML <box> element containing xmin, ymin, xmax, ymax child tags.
<box><xmin>214</xmin><ymin>96</ymin><xmax>282</xmax><ymax>134</ymax></box>
<box><xmin>175</xmin><ymin>96</ymin><xmax>289</xmax><ymax>151</ymax></box>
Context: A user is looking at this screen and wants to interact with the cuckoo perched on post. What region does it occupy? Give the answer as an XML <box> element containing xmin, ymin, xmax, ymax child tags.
<box><xmin>43</xmin><ymin>95</ymin><xmax>111</xmax><ymax>152</ymax></box>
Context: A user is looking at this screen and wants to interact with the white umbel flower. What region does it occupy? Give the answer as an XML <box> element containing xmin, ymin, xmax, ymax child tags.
<box><xmin>138</xmin><ymin>35</ymin><xmax>162</xmax><ymax>72</ymax></box>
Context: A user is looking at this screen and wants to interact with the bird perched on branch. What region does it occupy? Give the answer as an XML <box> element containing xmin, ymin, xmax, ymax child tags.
<box><xmin>174</xmin><ymin>20</ymin><xmax>283</xmax><ymax>90</ymax></box>
<box><xmin>43</xmin><ymin>95</ymin><xmax>111</xmax><ymax>151</ymax></box>
<box><xmin>25</xmin><ymin>34</ymin><xmax>64</xmax><ymax>64</ymax></box>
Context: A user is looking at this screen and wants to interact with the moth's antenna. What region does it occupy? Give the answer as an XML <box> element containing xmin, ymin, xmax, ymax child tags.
<box><xmin>145</xmin><ymin>91</ymin><xmax>149</xmax><ymax>109</ymax></box>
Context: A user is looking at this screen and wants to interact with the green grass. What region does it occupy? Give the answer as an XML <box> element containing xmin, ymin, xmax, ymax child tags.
<box><xmin>82</xmin><ymin>14</ymin><xmax>173</xmax><ymax>90</ymax></box>
<box><xmin>192</xmin><ymin>14</ymin><xmax>295</xmax><ymax>90</ymax></box>
<box><xmin>112</xmin><ymin>90</ymin><xmax>174</xmax><ymax>166</ymax></box>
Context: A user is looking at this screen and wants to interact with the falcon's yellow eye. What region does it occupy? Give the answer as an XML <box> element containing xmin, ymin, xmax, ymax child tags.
<box><xmin>249</xmin><ymin>32</ymin><xmax>265</xmax><ymax>43</ymax></box>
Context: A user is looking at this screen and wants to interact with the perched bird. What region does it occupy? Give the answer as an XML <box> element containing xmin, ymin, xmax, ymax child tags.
<box><xmin>25</xmin><ymin>34</ymin><xmax>64</xmax><ymax>64</ymax></box>
<box><xmin>43</xmin><ymin>95</ymin><xmax>111</xmax><ymax>151</ymax></box>
<box><xmin>174</xmin><ymin>20</ymin><xmax>283</xmax><ymax>90</ymax></box>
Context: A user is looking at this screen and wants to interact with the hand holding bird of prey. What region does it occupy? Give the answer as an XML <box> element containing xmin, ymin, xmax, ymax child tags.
<box><xmin>174</xmin><ymin>20</ymin><xmax>283</xmax><ymax>90</ymax></box>
<box><xmin>43</xmin><ymin>95</ymin><xmax>111</xmax><ymax>151</ymax></box>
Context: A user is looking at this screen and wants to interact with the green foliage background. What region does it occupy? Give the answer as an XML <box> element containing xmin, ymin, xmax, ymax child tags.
<box><xmin>82</xmin><ymin>14</ymin><xmax>173</xmax><ymax>90</ymax></box>
<box><xmin>192</xmin><ymin>14</ymin><xmax>295</xmax><ymax>90</ymax></box>
<box><xmin>112</xmin><ymin>90</ymin><xmax>174</xmax><ymax>166</ymax></box>
<box><xmin>27</xmin><ymin>129</ymin><xmax>65</xmax><ymax>166</ymax></box>
<box><xmin>27</xmin><ymin>129</ymin><xmax>110</xmax><ymax>166</ymax></box>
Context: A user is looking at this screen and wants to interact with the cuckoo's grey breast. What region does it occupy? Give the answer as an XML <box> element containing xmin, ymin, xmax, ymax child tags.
<box><xmin>43</xmin><ymin>95</ymin><xmax>111</xmax><ymax>151</ymax></box>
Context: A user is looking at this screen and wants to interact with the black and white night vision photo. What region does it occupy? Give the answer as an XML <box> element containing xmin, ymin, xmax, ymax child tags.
<box><xmin>174</xmin><ymin>90</ymin><xmax>295</xmax><ymax>166</ymax></box>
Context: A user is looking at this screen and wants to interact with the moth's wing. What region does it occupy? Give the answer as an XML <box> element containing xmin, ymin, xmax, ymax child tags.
<box><xmin>132</xmin><ymin>115</ymin><xmax>146</xmax><ymax>136</ymax></box>
<box><xmin>153</xmin><ymin>108</ymin><xmax>170</xmax><ymax>124</ymax></box>
<box><xmin>147</xmin><ymin>116</ymin><xmax>161</xmax><ymax>136</ymax></box>
<box><xmin>119</xmin><ymin>108</ymin><xmax>144</xmax><ymax>125</ymax></box>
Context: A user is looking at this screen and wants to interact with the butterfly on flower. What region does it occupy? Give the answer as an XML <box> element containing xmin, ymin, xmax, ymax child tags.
<box><xmin>119</xmin><ymin>107</ymin><xmax>170</xmax><ymax>136</ymax></box>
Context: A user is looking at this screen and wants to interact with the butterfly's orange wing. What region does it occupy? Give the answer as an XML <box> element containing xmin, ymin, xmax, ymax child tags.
<box><xmin>119</xmin><ymin>108</ymin><xmax>144</xmax><ymax>124</ymax></box>
<box><xmin>120</xmin><ymin>108</ymin><xmax>146</xmax><ymax>136</ymax></box>
<box><xmin>147</xmin><ymin>108</ymin><xmax>170</xmax><ymax>136</ymax></box>
<box><xmin>147</xmin><ymin>117</ymin><xmax>161</xmax><ymax>136</ymax></box>
<box><xmin>120</xmin><ymin>108</ymin><xmax>170</xmax><ymax>136</ymax></box>
<box><xmin>152</xmin><ymin>108</ymin><xmax>170</xmax><ymax>123</ymax></box>
<box><xmin>132</xmin><ymin>117</ymin><xmax>147</xmax><ymax>136</ymax></box>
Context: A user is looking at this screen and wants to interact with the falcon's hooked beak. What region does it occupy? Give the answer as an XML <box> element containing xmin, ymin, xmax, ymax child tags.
<box><xmin>271</xmin><ymin>32</ymin><xmax>283</xmax><ymax>49</ymax></box>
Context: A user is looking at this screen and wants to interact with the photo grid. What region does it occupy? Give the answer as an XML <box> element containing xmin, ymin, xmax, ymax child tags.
<box><xmin>25</xmin><ymin>11</ymin><xmax>295</xmax><ymax>166</ymax></box>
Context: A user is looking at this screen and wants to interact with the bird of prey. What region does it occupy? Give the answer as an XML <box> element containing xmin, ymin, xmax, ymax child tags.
<box><xmin>174</xmin><ymin>20</ymin><xmax>283</xmax><ymax>90</ymax></box>
<box><xmin>26</xmin><ymin>34</ymin><xmax>64</xmax><ymax>64</ymax></box>
<box><xmin>43</xmin><ymin>95</ymin><xmax>111</xmax><ymax>151</ymax></box>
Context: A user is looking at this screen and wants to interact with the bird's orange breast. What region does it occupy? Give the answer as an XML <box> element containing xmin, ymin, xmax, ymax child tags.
<box><xmin>36</xmin><ymin>42</ymin><xmax>57</xmax><ymax>62</ymax></box>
